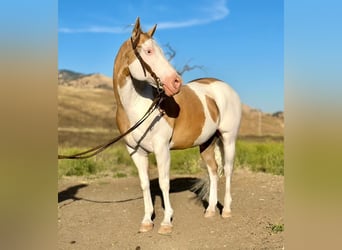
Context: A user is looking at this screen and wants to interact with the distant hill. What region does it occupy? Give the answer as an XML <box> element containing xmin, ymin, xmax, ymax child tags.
<box><xmin>58</xmin><ymin>69</ymin><xmax>113</xmax><ymax>90</ymax></box>
<box><xmin>239</xmin><ymin>105</ymin><xmax>284</xmax><ymax>138</ymax></box>
<box><xmin>58</xmin><ymin>70</ymin><xmax>283</xmax><ymax>146</ymax></box>
<box><xmin>58</xmin><ymin>69</ymin><xmax>89</xmax><ymax>81</ymax></box>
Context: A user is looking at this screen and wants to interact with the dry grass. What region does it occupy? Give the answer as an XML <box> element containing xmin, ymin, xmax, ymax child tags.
<box><xmin>58</xmin><ymin>86</ymin><xmax>118</xmax><ymax>146</ymax></box>
<box><xmin>58</xmin><ymin>86</ymin><xmax>117</xmax><ymax>130</ymax></box>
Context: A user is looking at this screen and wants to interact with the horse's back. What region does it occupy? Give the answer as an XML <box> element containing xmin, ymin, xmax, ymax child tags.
<box><xmin>187</xmin><ymin>78</ymin><xmax>241</xmax><ymax>114</ymax></box>
<box><xmin>187</xmin><ymin>78</ymin><xmax>242</xmax><ymax>134</ymax></box>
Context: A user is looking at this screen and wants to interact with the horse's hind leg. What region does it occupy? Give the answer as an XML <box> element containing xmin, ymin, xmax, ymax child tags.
<box><xmin>220</xmin><ymin>132</ymin><xmax>237</xmax><ymax>218</ymax></box>
<box><xmin>200</xmin><ymin>136</ymin><xmax>219</xmax><ymax>218</ymax></box>
<box><xmin>126</xmin><ymin>146</ymin><xmax>154</xmax><ymax>232</ymax></box>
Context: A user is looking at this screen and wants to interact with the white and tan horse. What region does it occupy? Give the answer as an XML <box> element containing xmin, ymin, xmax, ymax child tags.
<box><xmin>113</xmin><ymin>18</ymin><xmax>241</xmax><ymax>234</ymax></box>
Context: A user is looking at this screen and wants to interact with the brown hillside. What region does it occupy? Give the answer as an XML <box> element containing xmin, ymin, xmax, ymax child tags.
<box><xmin>239</xmin><ymin>105</ymin><xmax>284</xmax><ymax>137</ymax></box>
<box><xmin>59</xmin><ymin>71</ymin><xmax>113</xmax><ymax>90</ymax></box>
<box><xmin>58</xmin><ymin>71</ymin><xmax>283</xmax><ymax>146</ymax></box>
<box><xmin>58</xmin><ymin>85</ymin><xmax>117</xmax><ymax>146</ymax></box>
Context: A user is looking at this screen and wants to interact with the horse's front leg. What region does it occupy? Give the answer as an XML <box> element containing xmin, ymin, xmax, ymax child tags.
<box><xmin>153</xmin><ymin>142</ymin><xmax>174</xmax><ymax>234</ymax></box>
<box><xmin>126</xmin><ymin>146</ymin><xmax>154</xmax><ymax>232</ymax></box>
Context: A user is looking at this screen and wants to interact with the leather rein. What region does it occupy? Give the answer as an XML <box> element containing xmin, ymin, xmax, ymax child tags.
<box><xmin>58</xmin><ymin>36</ymin><xmax>165</xmax><ymax>160</ymax></box>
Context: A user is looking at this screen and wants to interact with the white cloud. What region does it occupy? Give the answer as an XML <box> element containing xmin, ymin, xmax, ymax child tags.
<box><xmin>59</xmin><ymin>26</ymin><xmax>126</xmax><ymax>34</ymax></box>
<box><xmin>59</xmin><ymin>0</ymin><xmax>229</xmax><ymax>34</ymax></box>
<box><xmin>156</xmin><ymin>0</ymin><xmax>229</xmax><ymax>30</ymax></box>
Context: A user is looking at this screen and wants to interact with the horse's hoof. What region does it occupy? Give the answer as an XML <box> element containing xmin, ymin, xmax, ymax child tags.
<box><xmin>139</xmin><ymin>222</ymin><xmax>153</xmax><ymax>233</ymax></box>
<box><xmin>204</xmin><ymin>210</ymin><xmax>216</xmax><ymax>218</ymax></box>
<box><xmin>158</xmin><ymin>224</ymin><xmax>173</xmax><ymax>235</ymax></box>
<box><xmin>222</xmin><ymin>210</ymin><xmax>232</xmax><ymax>218</ymax></box>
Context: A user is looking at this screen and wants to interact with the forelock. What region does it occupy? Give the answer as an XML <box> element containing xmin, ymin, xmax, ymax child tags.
<box><xmin>136</xmin><ymin>32</ymin><xmax>152</xmax><ymax>47</ymax></box>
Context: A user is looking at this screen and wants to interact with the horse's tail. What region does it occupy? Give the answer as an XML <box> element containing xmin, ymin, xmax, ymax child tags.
<box><xmin>191</xmin><ymin>137</ymin><xmax>224</xmax><ymax>201</ymax></box>
<box><xmin>214</xmin><ymin>138</ymin><xmax>225</xmax><ymax>178</ymax></box>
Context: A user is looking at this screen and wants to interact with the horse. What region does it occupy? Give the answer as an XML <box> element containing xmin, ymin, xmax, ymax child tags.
<box><xmin>113</xmin><ymin>18</ymin><xmax>241</xmax><ymax>234</ymax></box>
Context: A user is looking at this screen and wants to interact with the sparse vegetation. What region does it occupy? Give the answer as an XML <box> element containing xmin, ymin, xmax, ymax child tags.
<box><xmin>235</xmin><ymin>140</ymin><xmax>284</xmax><ymax>175</ymax></box>
<box><xmin>58</xmin><ymin>148</ymin><xmax>101</xmax><ymax>177</ymax></box>
<box><xmin>267</xmin><ymin>223</ymin><xmax>284</xmax><ymax>233</ymax></box>
<box><xmin>58</xmin><ymin>139</ymin><xmax>284</xmax><ymax>178</ymax></box>
<box><xmin>169</xmin><ymin>148</ymin><xmax>202</xmax><ymax>174</ymax></box>
<box><xmin>58</xmin><ymin>145</ymin><xmax>203</xmax><ymax>178</ymax></box>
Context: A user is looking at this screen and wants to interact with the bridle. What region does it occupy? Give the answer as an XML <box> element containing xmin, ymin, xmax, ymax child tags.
<box><xmin>130</xmin><ymin>35</ymin><xmax>165</xmax><ymax>95</ymax></box>
<box><xmin>58</xmin><ymin>35</ymin><xmax>166</xmax><ymax>160</ymax></box>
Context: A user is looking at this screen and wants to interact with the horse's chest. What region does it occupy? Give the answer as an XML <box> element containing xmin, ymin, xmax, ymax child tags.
<box><xmin>128</xmin><ymin>112</ymin><xmax>173</xmax><ymax>152</ymax></box>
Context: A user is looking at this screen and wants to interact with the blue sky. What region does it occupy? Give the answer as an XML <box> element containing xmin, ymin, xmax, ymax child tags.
<box><xmin>58</xmin><ymin>0</ymin><xmax>283</xmax><ymax>113</ymax></box>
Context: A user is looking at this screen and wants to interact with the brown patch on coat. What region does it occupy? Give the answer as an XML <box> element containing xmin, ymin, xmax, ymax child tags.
<box><xmin>115</xmin><ymin>106</ymin><xmax>130</xmax><ymax>135</ymax></box>
<box><xmin>190</xmin><ymin>77</ymin><xmax>219</xmax><ymax>84</ymax></box>
<box><xmin>113</xmin><ymin>40</ymin><xmax>130</xmax><ymax>90</ymax></box>
<box><xmin>112</xmin><ymin>40</ymin><xmax>133</xmax><ymax>134</ymax></box>
<box><xmin>113</xmin><ymin>33</ymin><xmax>152</xmax><ymax>90</ymax></box>
<box><xmin>205</xmin><ymin>95</ymin><xmax>219</xmax><ymax>123</ymax></box>
<box><xmin>161</xmin><ymin>86</ymin><xmax>205</xmax><ymax>149</ymax></box>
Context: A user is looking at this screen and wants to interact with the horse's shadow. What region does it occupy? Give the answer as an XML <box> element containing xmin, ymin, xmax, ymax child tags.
<box><xmin>149</xmin><ymin>177</ymin><xmax>223</xmax><ymax>217</ymax></box>
<box><xmin>58</xmin><ymin>177</ymin><xmax>223</xmax><ymax>213</ymax></box>
<box><xmin>150</xmin><ymin>177</ymin><xmax>205</xmax><ymax>208</ymax></box>
<box><xmin>58</xmin><ymin>184</ymin><xmax>87</xmax><ymax>203</ymax></box>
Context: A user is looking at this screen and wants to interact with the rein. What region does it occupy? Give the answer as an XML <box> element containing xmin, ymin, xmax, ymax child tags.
<box><xmin>58</xmin><ymin>94</ymin><xmax>163</xmax><ymax>159</ymax></box>
<box><xmin>58</xmin><ymin>36</ymin><xmax>165</xmax><ymax>160</ymax></box>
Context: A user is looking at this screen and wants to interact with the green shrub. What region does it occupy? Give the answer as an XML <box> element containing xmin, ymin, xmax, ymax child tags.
<box><xmin>148</xmin><ymin>148</ymin><xmax>202</xmax><ymax>175</ymax></box>
<box><xmin>113</xmin><ymin>172</ymin><xmax>127</xmax><ymax>178</ymax></box>
<box><xmin>235</xmin><ymin>140</ymin><xmax>284</xmax><ymax>175</ymax></box>
<box><xmin>112</xmin><ymin>146</ymin><xmax>134</xmax><ymax>166</ymax></box>
<box><xmin>268</xmin><ymin>223</ymin><xmax>284</xmax><ymax>233</ymax></box>
<box><xmin>58</xmin><ymin>148</ymin><xmax>101</xmax><ymax>177</ymax></box>
<box><xmin>170</xmin><ymin>148</ymin><xmax>202</xmax><ymax>175</ymax></box>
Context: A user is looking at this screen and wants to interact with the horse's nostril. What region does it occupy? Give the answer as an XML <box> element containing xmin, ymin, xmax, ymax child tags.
<box><xmin>175</xmin><ymin>76</ymin><xmax>182</xmax><ymax>84</ymax></box>
<box><xmin>174</xmin><ymin>78</ymin><xmax>180</xmax><ymax>87</ymax></box>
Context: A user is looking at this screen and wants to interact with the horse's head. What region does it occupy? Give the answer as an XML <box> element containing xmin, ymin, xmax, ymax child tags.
<box><xmin>127</xmin><ymin>18</ymin><xmax>182</xmax><ymax>96</ymax></box>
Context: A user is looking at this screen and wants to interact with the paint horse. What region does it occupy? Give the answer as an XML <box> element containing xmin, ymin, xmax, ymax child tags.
<box><xmin>113</xmin><ymin>18</ymin><xmax>241</xmax><ymax>234</ymax></box>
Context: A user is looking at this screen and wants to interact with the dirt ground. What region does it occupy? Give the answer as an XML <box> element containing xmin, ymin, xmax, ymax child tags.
<box><xmin>58</xmin><ymin>169</ymin><xmax>284</xmax><ymax>249</ymax></box>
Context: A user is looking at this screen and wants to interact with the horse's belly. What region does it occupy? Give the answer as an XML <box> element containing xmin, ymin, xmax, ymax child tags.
<box><xmin>169</xmin><ymin>120</ymin><xmax>217</xmax><ymax>149</ymax></box>
<box><xmin>193</xmin><ymin>122</ymin><xmax>218</xmax><ymax>146</ymax></box>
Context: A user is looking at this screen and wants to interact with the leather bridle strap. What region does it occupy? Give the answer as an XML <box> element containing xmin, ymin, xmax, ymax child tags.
<box><xmin>130</xmin><ymin>37</ymin><xmax>164</xmax><ymax>94</ymax></box>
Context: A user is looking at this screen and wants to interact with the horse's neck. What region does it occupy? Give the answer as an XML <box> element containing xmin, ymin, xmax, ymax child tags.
<box><xmin>113</xmin><ymin>41</ymin><xmax>155</xmax><ymax>120</ymax></box>
<box><xmin>122</xmin><ymin>78</ymin><xmax>150</xmax><ymax>101</ymax></box>
<box><xmin>114</xmin><ymin>67</ymin><xmax>154</xmax><ymax>119</ymax></box>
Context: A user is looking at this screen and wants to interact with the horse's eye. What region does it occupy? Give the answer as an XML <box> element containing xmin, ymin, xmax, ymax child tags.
<box><xmin>146</xmin><ymin>49</ymin><xmax>153</xmax><ymax>55</ymax></box>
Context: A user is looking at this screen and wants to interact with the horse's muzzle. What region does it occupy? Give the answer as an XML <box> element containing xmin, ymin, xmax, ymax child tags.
<box><xmin>162</xmin><ymin>74</ymin><xmax>182</xmax><ymax>96</ymax></box>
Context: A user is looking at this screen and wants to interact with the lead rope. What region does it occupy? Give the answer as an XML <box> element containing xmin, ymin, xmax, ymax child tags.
<box><xmin>58</xmin><ymin>94</ymin><xmax>164</xmax><ymax>159</ymax></box>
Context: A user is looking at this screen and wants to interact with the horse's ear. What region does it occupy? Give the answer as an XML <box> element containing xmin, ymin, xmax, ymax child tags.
<box><xmin>132</xmin><ymin>17</ymin><xmax>141</xmax><ymax>39</ymax></box>
<box><xmin>131</xmin><ymin>17</ymin><xmax>141</xmax><ymax>48</ymax></box>
<box><xmin>147</xmin><ymin>24</ymin><xmax>157</xmax><ymax>37</ymax></box>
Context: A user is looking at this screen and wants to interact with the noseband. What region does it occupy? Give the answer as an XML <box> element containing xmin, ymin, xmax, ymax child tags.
<box><xmin>130</xmin><ymin>36</ymin><xmax>164</xmax><ymax>94</ymax></box>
